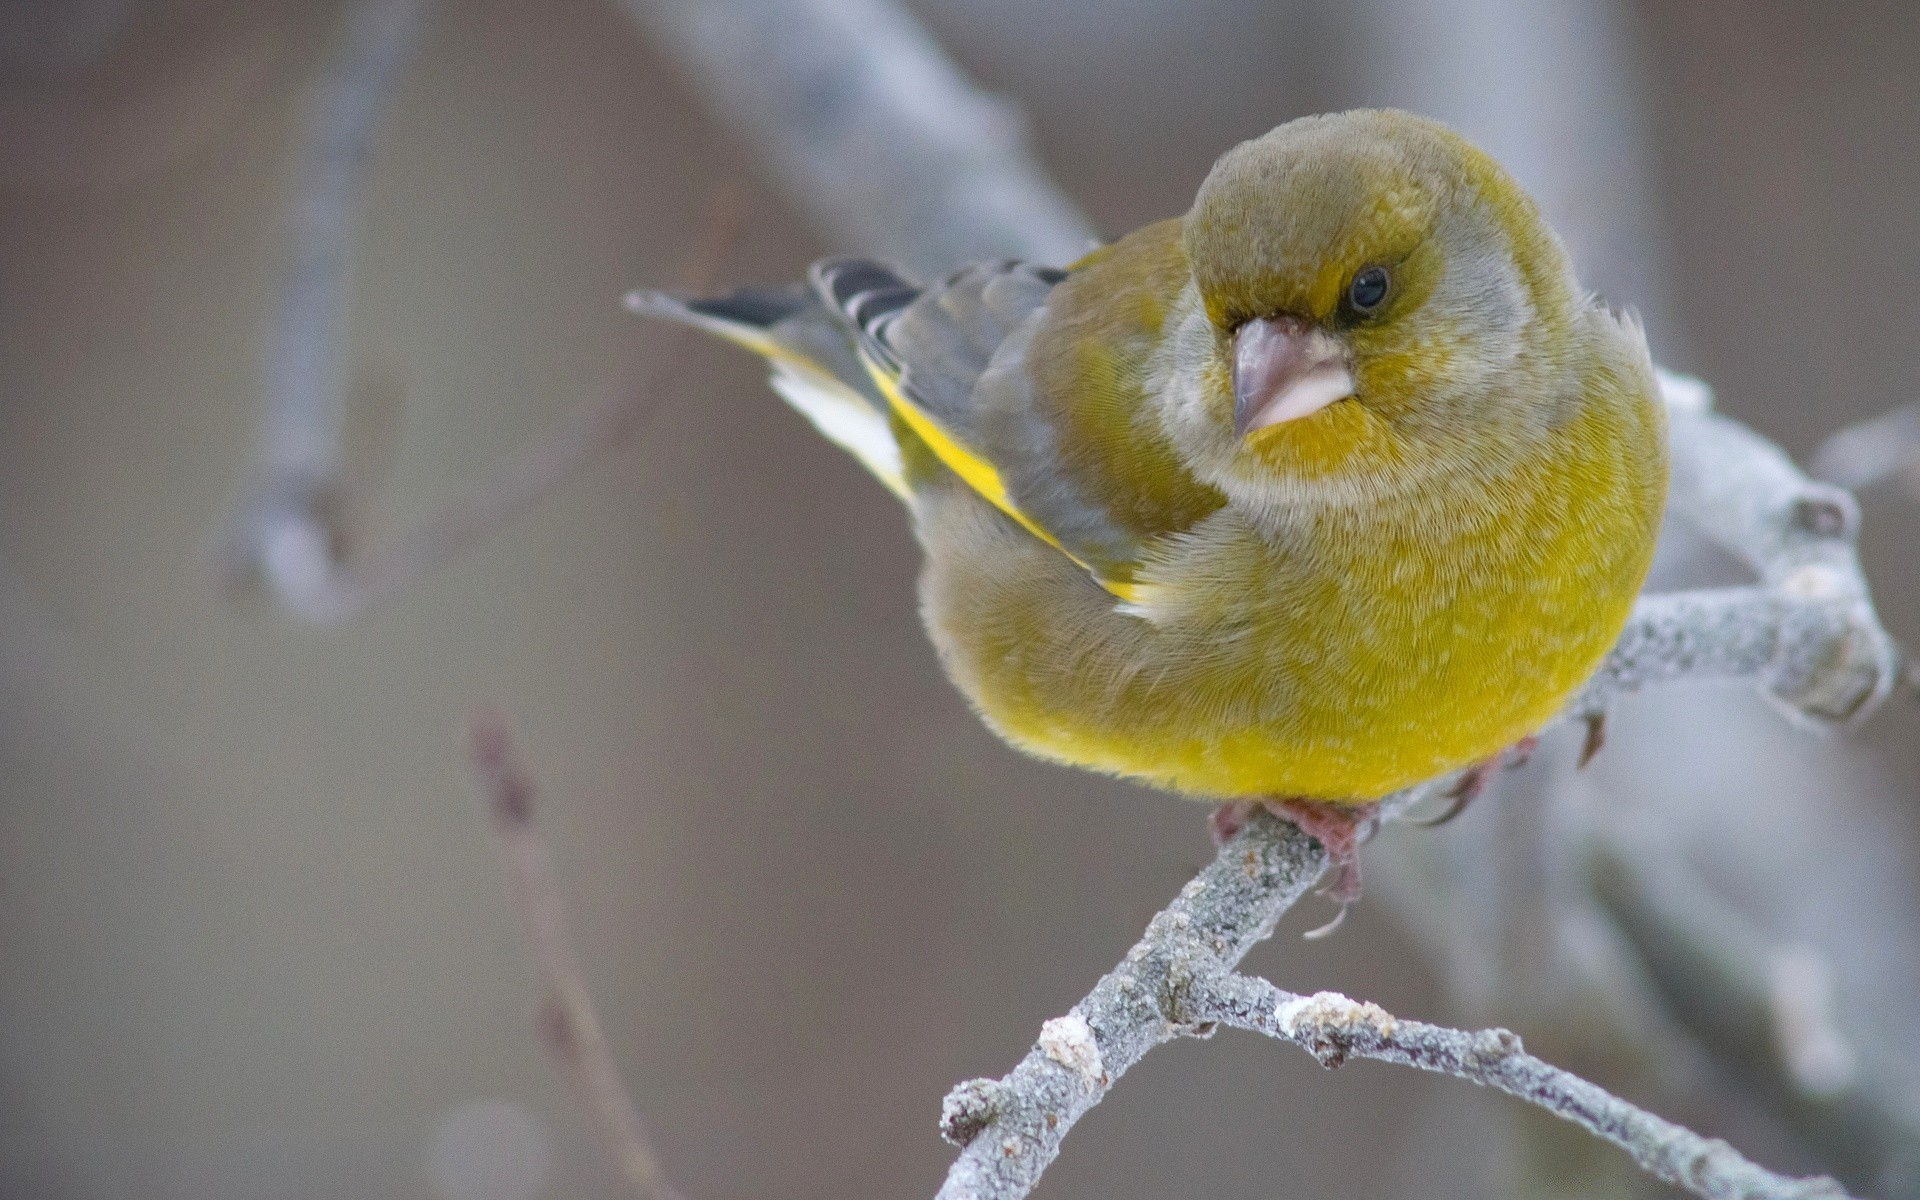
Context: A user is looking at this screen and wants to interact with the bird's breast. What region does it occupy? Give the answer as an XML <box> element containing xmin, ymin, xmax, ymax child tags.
<box><xmin>916</xmin><ymin>402</ymin><xmax>1664</xmax><ymax>802</ymax></box>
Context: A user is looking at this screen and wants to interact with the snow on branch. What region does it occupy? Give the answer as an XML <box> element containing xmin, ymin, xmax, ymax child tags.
<box><xmin>1561</xmin><ymin>374</ymin><xmax>1895</xmax><ymax>733</ymax></box>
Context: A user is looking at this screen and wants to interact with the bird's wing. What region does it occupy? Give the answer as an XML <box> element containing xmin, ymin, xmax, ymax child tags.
<box><xmin>820</xmin><ymin>219</ymin><xmax>1224</xmax><ymax>603</ymax></box>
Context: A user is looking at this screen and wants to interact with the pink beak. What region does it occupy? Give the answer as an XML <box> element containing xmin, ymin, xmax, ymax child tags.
<box><xmin>1231</xmin><ymin>316</ymin><xmax>1356</xmax><ymax>437</ymax></box>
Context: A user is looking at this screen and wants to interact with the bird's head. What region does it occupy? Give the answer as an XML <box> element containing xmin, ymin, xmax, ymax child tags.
<box><xmin>1174</xmin><ymin>109</ymin><xmax>1585</xmax><ymax>505</ymax></box>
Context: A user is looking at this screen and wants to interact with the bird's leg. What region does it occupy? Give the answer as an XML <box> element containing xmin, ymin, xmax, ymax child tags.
<box><xmin>1578</xmin><ymin>711</ymin><xmax>1608</xmax><ymax>768</ymax></box>
<box><xmin>1209</xmin><ymin>800</ymin><xmax>1257</xmax><ymax>847</ymax></box>
<box><xmin>1263</xmin><ymin>796</ymin><xmax>1380</xmax><ymax>938</ymax></box>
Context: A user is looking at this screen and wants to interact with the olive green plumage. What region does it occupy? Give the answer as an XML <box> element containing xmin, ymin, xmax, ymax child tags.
<box><xmin>633</xmin><ymin>109</ymin><xmax>1668</xmax><ymax>803</ymax></box>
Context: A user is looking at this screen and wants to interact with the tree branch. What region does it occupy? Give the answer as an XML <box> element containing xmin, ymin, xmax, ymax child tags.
<box><xmin>1574</xmin><ymin>374</ymin><xmax>1897</xmax><ymax>730</ymax></box>
<box><xmin>219</xmin><ymin>21</ymin><xmax>746</xmax><ymax>625</ymax></box>
<box><xmin>1186</xmin><ymin>975</ymin><xmax>1850</xmax><ymax>1200</ymax></box>
<box><xmin>933</xmin><ymin>807</ymin><xmax>1338</xmax><ymax>1198</ymax></box>
<box><xmin>214</xmin><ymin>0</ymin><xmax>432</xmax><ymax>620</ymax></box>
<box><xmin>937</xmin><ymin>808</ymin><xmax>1861</xmax><ymax>1200</ymax></box>
<box><xmin>470</xmin><ymin>713</ymin><xmax>686</xmax><ymax>1200</ymax></box>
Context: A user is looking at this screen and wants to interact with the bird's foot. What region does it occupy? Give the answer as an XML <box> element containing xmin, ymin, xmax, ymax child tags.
<box><xmin>1208</xmin><ymin>797</ymin><xmax>1377</xmax><ymax>936</ymax></box>
<box><xmin>1414</xmin><ymin>733</ymin><xmax>1543</xmax><ymax>827</ymax></box>
<box><xmin>1264</xmin><ymin>796</ymin><xmax>1380</xmax><ymax>939</ymax></box>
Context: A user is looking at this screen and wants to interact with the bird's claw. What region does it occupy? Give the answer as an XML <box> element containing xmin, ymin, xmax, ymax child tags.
<box><xmin>1261</xmin><ymin>796</ymin><xmax>1377</xmax><ymax>937</ymax></box>
<box><xmin>1578</xmin><ymin>712</ymin><xmax>1607</xmax><ymax>768</ymax></box>
<box><xmin>1414</xmin><ymin>733</ymin><xmax>1544</xmax><ymax>827</ymax></box>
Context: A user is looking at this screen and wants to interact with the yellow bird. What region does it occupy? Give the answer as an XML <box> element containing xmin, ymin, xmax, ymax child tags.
<box><xmin>632</xmin><ymin>110</ymin><xmax>1668</xmax><ymax>914</ymax></box>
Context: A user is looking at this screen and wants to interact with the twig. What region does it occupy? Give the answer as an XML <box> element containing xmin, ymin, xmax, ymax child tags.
<box><xmin>936</xmin><ymin>747</ymin><xmax>1867</xmax><ymax>1200</ymax></box>
<box><xmin>936</xmin><ymin>812</ymin><xmax>1852</xmax><ymax>1200</ymax></box>
<box><xmin>1185</xmin><ymin>976</ymin><xmax>1851</xmax><ymax>1200</ymax></box>
<box><xmin>469</xmin><ymin>712</ymin><xmax>686</xmax><ymax>1200</ymax></box>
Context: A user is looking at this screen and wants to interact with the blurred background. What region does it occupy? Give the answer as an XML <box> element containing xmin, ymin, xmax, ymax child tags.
<box><xmin>3</xmin><ymin>1</ymin><xmax>1920</xmax><ymax>1197</ymax></box>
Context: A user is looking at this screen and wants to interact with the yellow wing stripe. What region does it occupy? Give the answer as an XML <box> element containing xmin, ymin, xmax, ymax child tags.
<box><xmin>858</xmin><ymin>349</ymin><xmax>1143</xmax><ymax>605</ymax></box>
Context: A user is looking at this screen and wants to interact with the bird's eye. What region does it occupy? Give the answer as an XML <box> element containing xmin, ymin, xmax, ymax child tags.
<box><xmin>1347</xmin><ymin>266</ymin><xmax>1390</xmax><ymax>313</ymax></box>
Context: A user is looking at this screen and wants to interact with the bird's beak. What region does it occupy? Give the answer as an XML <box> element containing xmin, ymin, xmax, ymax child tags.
<box><xmin>1231</xmin><ymin>315</ymin><xmax>1356</xmax><ymax>437</ymax></box>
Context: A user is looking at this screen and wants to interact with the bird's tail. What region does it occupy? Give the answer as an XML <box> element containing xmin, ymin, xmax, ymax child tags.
<box><xmin>625</xmin><ymin>283</ymin><xmax>912</xmax><ymax>500</ymax></box>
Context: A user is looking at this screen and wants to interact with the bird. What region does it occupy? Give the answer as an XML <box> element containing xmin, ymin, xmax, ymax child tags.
<box><xmin>629</xmin><ymin>109</ymin><xmax>1668</xmax><ymax>927</ymax></box>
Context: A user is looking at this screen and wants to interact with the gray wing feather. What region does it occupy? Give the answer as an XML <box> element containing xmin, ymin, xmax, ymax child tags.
<box><xmin>812</xmin><ymin>258</ymin><xmax>1149</xmax><ymax>589</ymax></box>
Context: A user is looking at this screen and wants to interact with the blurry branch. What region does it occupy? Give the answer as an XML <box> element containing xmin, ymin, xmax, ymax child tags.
<box><xmin>1590</xmin><ymin>817</ymin><xmax>1920</xmax><ymax>1191</ymax></box>
<box><xmin>226</xmin><ymin>0</ymin><xmax>1095</xmax><ymax>621</ymax></box>
<box><xmin>1811</xmin><ymin>404</ymin><xmax>1920</xmax><ymax>492</ymax></box>
<box><xmin>605</xmin><ymin>0</ymin><xmax>1094</xmax><ymax>279</ymax></box>
<box><xmin>470</xmin><ymin>712</ymin><xmax>686</xmax><ymax>1200</ymax></box>
<box><xmin>214</xmin><ymin>0</ymin><xmax>430</xmax><ymax>621</ymax></box>
<box><xmin>216</xmin><ymin>0</ymin><xmax>744</xmax><ymax>622</ymax></box>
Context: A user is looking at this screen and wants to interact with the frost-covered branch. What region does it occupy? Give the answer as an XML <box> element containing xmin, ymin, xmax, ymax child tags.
<box><xmin>933</xmin><ymin>808</ymin><xmax>1337</xmax><ymax>1198</ymax></box>
<box><xmin>470</xmin><ymin>713</ymin><xmax>686</xmax><ymax>1200</ymax></box>
<box><xmin>1556</xmin><ymin>376</ymin><xmax>1894</xmax><ymax>733</ymax></box>
<box><xmin>1187</xmin><ymin>978</ymin><xmax>1849</xmax><ymax>1200</ymax></box>
<box><xmin>1658</xmin><ymin>384</ymin><xmax>1895</xmax><ymax>726</ymax></box>
<box><xmin>935</xmin><ymin>812</ymin><xmax>1860</xmax><ymax>1200</ymax></box>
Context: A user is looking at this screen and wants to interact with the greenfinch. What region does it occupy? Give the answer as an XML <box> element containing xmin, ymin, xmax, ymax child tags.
<box><xmin>632</xmin><ymin>109</ymin><xmax>1667</xmax><ymax>905</ymax></box>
